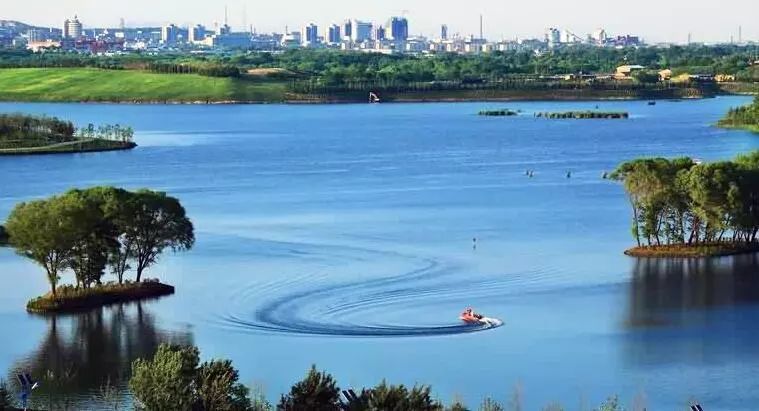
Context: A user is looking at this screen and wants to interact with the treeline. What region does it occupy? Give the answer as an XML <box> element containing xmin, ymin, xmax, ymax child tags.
<box><xmin>611</xmin><ymin>151</ymin><xmax>759</xmax><ymax>247</ymax></box>
<box><xmin>0</xmin><ymin>113</ymin><xmax>135</xmax><ymax>150</ymax></box>
<box><xmin>75</xmin><ymin>123</ymin><xmax>135</xmax><ymax>142</ymax></box>
<box><xmin>146</xmin><ymin>61</ymin><xmax>241</xmax><ymax>77</ymax></box>
<box><xmin>237</xmin><ymin>46</ymin><xmax>759</xmax><ymax>84</ymax></box>
<box><xmin>0</xmin><ymin>113</ymin><xmax>75</xmax><ymax>140</ymax></box>
<box><xmin>4</xmin><ymin>187</ymin><xmax>194</xmax><ymax>297</ymax></box>
<box><xmin>719</xmin><ymin>96</ymin><xmax>759</xmax><ymax>131</ymax></box>
<box><xmin>125</xmin><ymin>343</ymin><xmax>628</xmax><ymax>411</ymax></box>
<box><xmin>287</xmin><ymin>78</ymin><xmax>701</xmax><ymax>95</ymax></box>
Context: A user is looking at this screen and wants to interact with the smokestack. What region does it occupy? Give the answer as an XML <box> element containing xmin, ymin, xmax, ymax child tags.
<box><xmin>224</xmin><ymin>5</ymin><xmax>228</xmax><ymax>27</ymax></box>
<box><xmin>479</xmin><ymin>14</ymin><xmax>483</xmax><ymax>40</ymax></box>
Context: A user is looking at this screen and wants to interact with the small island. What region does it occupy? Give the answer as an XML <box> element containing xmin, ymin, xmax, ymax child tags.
<box><xmin>536</xmin><ymin>111</ymin><xmax>629</xmax><ymax>119</ymax></box>
<box><xmin>611</xmin><ymin>152</ymin><xmax>759</xmax><ymax>258</ymax></box>
<box><xmin>479</xmin><ymin>109</ymin><xmax>518</xmax><ymax>116</ymax></box>
<box><xmin>718</xmin><ymin>96</ymin><xmax>759</xmax><ymax>133</ymax></box>
<box><xmin>0</xmin><ymin>113</ymin><xmax>137</xmax><ymax>155</ymax></box>
<box><xmin>4</xmin><ymin>187</ymin><xmax>194</xmax><ymax>313</ymax></box>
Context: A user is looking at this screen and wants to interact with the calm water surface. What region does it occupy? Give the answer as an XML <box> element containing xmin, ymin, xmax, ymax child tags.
<box><xmin>0</xmin><ymin>97</ymin><xmax>757</xmax><ymax>410</ymax></box>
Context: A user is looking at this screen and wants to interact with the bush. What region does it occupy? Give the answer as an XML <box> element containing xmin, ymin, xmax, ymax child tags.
<box><xmin>130</xmin><ymin>343</ymin><xmax>251</xmax><ymax>411</ymax></box>
<box><xmin>0</xmin><ymin>379</ymin><xmax>14</xmax><ymax>409</ymax></box>
<box><xmin>278</xmin><ymin>365</ymin><xmax>340</xmax><ymax>411</ymax></box>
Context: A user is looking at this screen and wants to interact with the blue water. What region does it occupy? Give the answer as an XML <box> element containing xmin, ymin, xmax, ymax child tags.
<box><xmin>0</xmin><ymin>97</ymin><xmax>757</xmax><ymax>410</ymax></box>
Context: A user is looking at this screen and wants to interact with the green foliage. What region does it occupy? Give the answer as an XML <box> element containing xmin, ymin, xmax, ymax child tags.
<box><xmin>479</xmin><ymin>397</ymin><xmax>504</xmax><ymax>411</ymax></box>
<box><xmin>130</xmin><ymin>344</ymin><xmax>251</xmax><ymax>411</ymax></box>
<box><xmin>196</xmin><ymin>360</ymin><xmax>252</xmax><ymax>411</ymax></box>
<box><xmin>359</xmin><ymin>380</ymin><xmax>443</xmax><ymax>411</ymax></box>
<box><xmin>0</xmin><ymin>112</ymin><xmax>75</xmax><ymax>149</ymax></box>
<box><xmin>448</xmin><ymin>400</ymin><xmax>470</xmax><ymax>411</ymax></box>
<box><xmin>0</xmin><ymin>379</ymin><xmax>14</xmax><ymax>409</ymax></box>
<box><xmin>5</xmin><ymin>187</ymin><xmax>194</xmax><ymax>300</ymax></box>
<box><xmin>612</xmin><ymin>150</ymin><xmax>759</xmax><ymax>249</ymax></box>
<box><xmin>130</xmin><ymin>344</ymin><xmax>200</xmax><ymax>411</ymax></box>
<box><xmin>277</xmin><ymin>365</ymin><xmax>340</xmax><ymax>411</ymax></box>
<box><xmin>719</xmin><ymin>96</ymin><xmax>759</xmax><ymax>132</ymax></box>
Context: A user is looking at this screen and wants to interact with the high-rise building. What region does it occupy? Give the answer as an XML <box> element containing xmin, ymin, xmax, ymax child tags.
<box><xmin>327</xmin><ymin>24</ymin><xmax>341</xmax><ymax>44</ymax></box>
<box><xmin>63</xmin><ymin>15</ymin><xmax>83</xmax><ymax>39</ymax></box>
<box><xmin>592</xmin><ymin>28</ymin><xmax>607</xmax><ymax>44</ymax></box>
<box><xmin>441</xmin><ymin>24</ymin><xmax>448</xmax><ymax>40</ymax></box>
<box><xmin>374</xmin><ymin>25</ymin><xmax>386</xmax><ymax>41</ymax></box>
<box><xmin>342</xmin><ymin>19</ymin><xmax>352</xmax><ymax>40</ymax></box>
<box><xmin>189</xmin><ymin>24</ymin><xmax>206</xmax><ymax>43</ymax></box>
<box><xmin>351</xmin><ymin>20</ymin><xmax>372</xmax><ymax>43</ymax></box>
<box><xmin>387</xmin><ymin>17</ymin><xmax>408</xmax><ymax>41</ymax></box>
<box><xmin>161</xmin><ymin>24</ymin><xmax>178</xmax><ymax>45</ymax></box>
<box><xmin>301</xmin><ymin>23</ymin><xmax>318</xmax><ymax>46</ymax></box>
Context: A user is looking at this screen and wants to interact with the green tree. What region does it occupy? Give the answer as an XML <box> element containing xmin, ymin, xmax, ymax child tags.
<box><xmin>0</xmin><ymin>379</ymin><xmax>14</xmax><ymax>409</ymax></box>
<box><xmin>127</xmin><ymin>190</ymin><xmax>195</xmax><ymax>282</ymax></box>
<box><xmin>5</xmin><ymin>196</ymin><xmax>87</xmax><ymax>297</ymax></box>
<box><xmin>479</xmin><ymin>397</ymin><xmax>504</xmax><ymax>411</ymax></box>
<box><xmin>196</xmin><ymin>359</ymin><xmax>252</xmax><ymax>411</ymax></box>
<box><xmin>130</xmin><ymin>344</ymin><xmax>199</xmax><ymax>411</ymax></box>
<box><xmin>360</xmin><ymin>380</ymin><xmax>442</xmax><ymax>411</ymax></box>
<box><xmin>277</xmin><ymin>365</ymin><xmax>340</xmax><ymax>411</ymax></box>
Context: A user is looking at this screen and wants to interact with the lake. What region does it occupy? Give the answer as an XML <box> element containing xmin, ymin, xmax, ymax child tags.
<box><xmin>0</xmin><ymin>97</ymin><xmax>757</xmax><ymax>410</ymax></box>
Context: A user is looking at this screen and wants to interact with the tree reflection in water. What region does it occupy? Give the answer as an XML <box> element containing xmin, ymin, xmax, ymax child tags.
<box><xmin>8</xmin><ymin>301</ymin><xmax>192</xmax><ymax>409</ymax></box>
<box><xmin>624</xmin><ymin>253</ymin><xmax>759</xmax><ymax>367</ymax></box>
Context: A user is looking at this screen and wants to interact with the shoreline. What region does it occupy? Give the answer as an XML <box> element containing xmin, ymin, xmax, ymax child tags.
<box><xmin>26</xmin><ymin>281</ymin><xmax>175</xmax><ymax>314</ymax></box>
<box><xmin>0</xmin><ymin>141</ymin><xmax>137</xmax><ymax>156</ymax></box>
<box><xmin>0</xmin><ymin>95</ymin><xmax>720</xmax><ymax>106</ymax></box>
<box><xmin>625</xmin><ymin>243</ymin><xmax>759</xmax><ymax>258</ymax></box>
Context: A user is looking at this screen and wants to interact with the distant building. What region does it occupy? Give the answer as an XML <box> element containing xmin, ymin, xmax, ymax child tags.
<box><xmin>615</xmin><ymin>64</ymin><xmax>645</xmax><ymax>79</ymax></box>
<box><xmin>189</xmin><ymin>24</ymin><xmax>206</xmax><ymax>43</ymax></box>
<box><xmin>351</xmin><ymin>20</ymin><xmax>372</xmax><ymax>43</ymax></box>
<box><xmin>373</xmin><ymin>25</ymin><xmax>385</xmax><ymax>41</ymax></box>
<box><xmin>327</xmin><ymin>24</ymin><xmax>341</xmax><ymax>44</ymax></box>
<box><xmin>301</xmin><ymin>23</ymin><xmax>318</xmax><ymax>46</ymax></box>
<box><xmin>342</xmin><ymin>19</ymin><xmax>352</xmax><ymax>41</ymax></box>
<box><xmin>63</xmin><ymin>15</ymin><xmax>83</xmax><ymax>39</ymax></box>
<box><xmin>441</xmin><ymin>24</ymin><xmax>448</xmax><ymax>40</ymax></box>
<box><xmin>161</xmin><ymin>24</ymin><xmax>178</xmax><ymax>45</ymax></box>
<box><xmin>545</xmin><ymin>27</ymin><xmax>560</xmax><ymax>49</ymax></box>
<box><xmin>593</xmin><ymin>28</ymin><xmax>607</xmax><ymax>44</ymax></box>
<box><xmin>387</xmin><ymin>17</ymin><xmax>408</xmax><ymax>41</ymax></box>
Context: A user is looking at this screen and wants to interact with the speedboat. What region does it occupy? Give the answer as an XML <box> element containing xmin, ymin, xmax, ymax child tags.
<box><xmin>460</xmin><ymin>308</ymin><xmax>485</xmax><ymax>324</ymax></box>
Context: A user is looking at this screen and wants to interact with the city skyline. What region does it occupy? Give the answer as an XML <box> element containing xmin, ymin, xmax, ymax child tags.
<box><xmin>2</xmin><ymin>0</ymin><xmax>757</xmax><ymax>44</ymax></box>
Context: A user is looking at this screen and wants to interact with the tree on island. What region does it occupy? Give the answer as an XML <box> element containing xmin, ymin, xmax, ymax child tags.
<box><xmin>611</xmin><ymin>151</ymin><xmax>759</xmax><ymax>247</ymax></box>
<box><xmin>5</xmin><ymin>195</ymin><xmax>89</xmax><ymax>297</ymax></box>
<box><xmin>127</xmin><ymin>190</ymin><xmax>195</xmax><ymax>282</ymax></box>
<box><xmin>4</xmin><ymin>187</ymin><xmax>194</xmax><ymax>297</ymax></box>
<box><xmin>278</xmin><ymin>365</ymin><xmax>341</xmax><ymax>411</ymax></box>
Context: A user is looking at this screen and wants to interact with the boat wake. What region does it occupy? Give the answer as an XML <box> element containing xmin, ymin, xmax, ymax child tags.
<box><xmin>213</xmin><ymin>244</ymin><xmax>506</xmax><ymax>338</ymax></box>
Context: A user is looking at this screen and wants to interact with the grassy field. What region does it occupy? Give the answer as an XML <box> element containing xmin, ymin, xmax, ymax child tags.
<box><xmin>0</xmin><ymin>68</ymin><xmax>290</xmax><ymax>103</ymax></box>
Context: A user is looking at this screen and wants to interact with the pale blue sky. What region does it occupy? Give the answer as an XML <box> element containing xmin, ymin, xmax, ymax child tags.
<box><xmin>4</xmin><ymin>0</ymin><xmax>757</xmax><ymax>43</ymax></box>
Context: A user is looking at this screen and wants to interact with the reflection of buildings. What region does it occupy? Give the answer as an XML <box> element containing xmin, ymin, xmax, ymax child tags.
<box><xmin>9</xmin><ymin>302</ymin><xmax>192</xmax><ymax>409</ymax></box>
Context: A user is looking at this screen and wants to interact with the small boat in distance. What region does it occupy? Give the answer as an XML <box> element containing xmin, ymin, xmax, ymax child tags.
<box><xmin>648</xmin><ymin>101</ymin><xmax>657</xmax><ymax>106</ymax></box>
<box><xmin>369</xmin><ymin>92</ymin><xmax>381</xmax><ymax>104</ymax></box>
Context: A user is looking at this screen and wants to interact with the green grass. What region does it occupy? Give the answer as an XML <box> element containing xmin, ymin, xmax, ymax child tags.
<box><xmin>0</xmin><ymin>68</ymin><xmax>289</xmax><ymax>103</ymax></box>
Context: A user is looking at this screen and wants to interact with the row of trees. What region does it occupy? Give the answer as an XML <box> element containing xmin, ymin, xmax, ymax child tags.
<box><xmin>719</xmin><ymin>96</ymin><xmax>759</xmax><ymax>130</ymax></box>
<box><xmin>611</xmin><ymin>151</ymin><xmax>759</xmax><ymax>247</ymax></box>
<box><xmin>0</xmin><ymin>113</ymin><xmax>75</xmax><ymax>140</ymax></box>
<box><xmin>147</xmin><ymin>62</ymin><xmax>241</xmax><ymax>78</ymax></box>
<box><xmin>129</xmin><ymin>344</ymin><xmax>628</xmax><ymax>411</ymax></box>
<box><xmin>4</xmin><ymin>187</ymin><xmax>194</xmax><ymax>297</ymax></box>
<box><xmin>75</xmin><ymin>123</ymin><xmax>135</xmax><ymax>142</ymax></box>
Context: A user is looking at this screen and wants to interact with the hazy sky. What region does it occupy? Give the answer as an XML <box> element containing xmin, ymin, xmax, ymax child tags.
<box><xmin>3</xmin><ymin>0</ymin><xmax>757</xmax><ymax>43</ymax></box>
